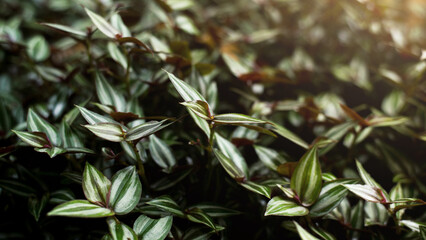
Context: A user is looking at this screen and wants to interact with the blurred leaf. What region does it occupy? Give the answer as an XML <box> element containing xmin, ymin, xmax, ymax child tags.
<box><xmin>108</xmin><ymin>166</ymin><xmax>142</xmax><ymax>215</ymax></box>
<box><xmin>189</xmin><ymin>204</ymin><xmax>240</xmax><ymax>218</ymax></box>
<box><xmin>95</xmin><ymin>72</ymin><xmax>126</xmax><ymax>112</ymax></box>
<box><xmin>151</xmin><ymin>168</ymin><xmax>192</xmax><ymax>191</ymax></box>
<box><xmin>265</xmin><ymin>197</ymin><xmax>309</xmax><ymax>216</ymax></box>
<box><xmin>107</xmin><ymin>217</ymin><xmax>137</xmax><ymax>240</ymax></box>
<box><xmin>27</xmin><ymin>35</ymin><xmax>50</xmax><ymax>62</ymax></box>
<box><xmin>47</xmin><ymin>200</ymin><xmax>114</xmax><ymax>218</ymax></box>
<box><xmin>110</xmin><ymin>13</ymin><xmax>131</xmax><ymax>38</ymax></box>
<box><xmin>309</xmin><ymin>225</ymin><xmax>336</xmax><ymax>240</ymax></box>
<box><xmin>41</xmin><ymin>23</ymin><xmax>86</xmax><ymax>36</ymax></box>
<box><xmin>133</xmin><ymin>215</ymin><xmax>173</xmax><ymax>240</ymax></box>
<box><xmin>186</xmin><ymin>208</ymin><xmax>220</xmax><ymax>230</ymax></box>
<box><xmin>107</xmin><ymin>42</ymin><xmax>128</xmax><ymax>70</ymax></box>
<box><xmin>82</xmin><ymin>162</ymin><xmax>111</xmax><ymax>205</ymax></box>
<box><xmin>0</xmin><ymin>179</ymin><xmax>36</xmax><ymax>197</ymax></box>
<box><xmin>213</xmin><ymin>113</ymin><xmax>266</xmax><ymax>124</ymax></box>
<box><xmin>271</xmin><ymin>122</ymin><xmax>309</xmax><ymax>149</ymax></box>
<box><xmin>84</xmin><ymin>123</ymin><xmax>125</xmax><ymax>142</ymax></box>
<box><xmin>85</xmin><ymin>8</ymin><xmax>121</xmax><ymax>39</ymax></box>
<box><xmin>254</xmin><ymin>145</ymin><xmax>286</xmax><ymax>170</ymax></box>
<box><xmin>28</xmin><ymin>194</ymin><xmax>48</xmax><ymax>221</ymax></box>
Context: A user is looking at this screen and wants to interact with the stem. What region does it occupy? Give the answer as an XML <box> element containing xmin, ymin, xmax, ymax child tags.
<box><xmin>130</xmin><ymin>141</ymin><xmax>149</xmax><ymax>187</ymax></box>
<box><xmin>207</xmin><ymin>121</ymin><xmax>215</xmax><ymax>167</ymax></box>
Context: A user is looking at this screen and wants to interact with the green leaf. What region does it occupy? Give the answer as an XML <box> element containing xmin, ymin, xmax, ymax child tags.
<box><xmin>420</xmin><ymin>226</ymin><xmax>426</xmax><ymax>239</ymax></box>
<box><xmin>28</xmin><ymin>194</ymin><xmax>48</xmax><ymax>221</ymax></box>
<box><xmin>186</xmin><ymin>208</ymin><xmax>221</xmax><ymax>230</ymax></box>
<box><xmin>265</xmin><ymin>197</ymin><xmax>309</xmax><ymax>216</ymax></box>
<box><xmin>277</xmin><ymin>185</ymin><xmax>296</xmax><ymax>199</ymax></box>
<box><xmin>344</xmin><ymin>184</ymin><xmax>385</xmax><ymax>203</ymax></box>
<box><xmin>319</xmin><ymin>122</ymin><xmax>356</xmax><ymax>155</ymax></box>
<box><xmin>12</xmin><ymin>130</ymin><xmax>51</xmax><ymax>148</ymax></box>
<box><xmin>254</xmin><ymin>145</ymin><xmax>287</xmax><ymax>170</ymax></box>
<box><xmin>60</xmin><ymin>121</ymin><xmax>83</xmax><ymax>148</ymax></box>
<box><xmin>213</xmin><ymin>113</ymin><xmax>266</xmax><ymax>124</ymax></box>
<box><xmin>35</xmin><ymin>146</ymin><xmax>67</xmax><ymax>158</ymax></box>
<box><xmin>355</xmin><ymin>160</ymin><xmax>390</xmax><ymax>202</ymax></box>
<box><xmin>189</xmin><ymin>204</ymin><xmax>240</xmax><ymax>218</ymax></box>
<box><xmin>110</xmin><ymin>13</ymin><xmax>131</xmax><ymax>38</ymax></box>
<box><xmin>290</xmin><ymin>145</ymin><xmax>322</xmax><ymax>206</ymax></box>
<box><xmin>84</xmin><ymin>123</ymin><xmax>125</xmax><ymax>142</ymax></box>
<box><xmin>271</xmin><ymin>122</ymin><xmax>309</xmax><ymax>149</ymax></box>
<box><xmin>309</xmin><ymin>179</ymin><xmax>357</xmax><ymax>217</ymax></box>
<box><xmin>95</xmin><ymin>72</ymin><xmax>126</xmax><ymax>112</ymax></box>
<box><xmin>364</xmin><ymin>201</ymin><xmax>389</xmax><ymax>226</ymax></box>
<box><xmin>149</xmin><ymin>134</ymin><xmax>176</xmax><ymax>172</ymax></box>
<box><xmin>368</xmin><ymin>116</ymin><xmax>408</xmax><ymax>127</ymax></box>
<box><xmin>180</xmin><ymin>100</ymin><xmax>212</xmax><ymax>120</ymax></box>
<box><xmin>41</xmin><ymin>23</ymin><xmax>86</xmax><ymax>36</ymax></box>
<box><xmin>151</xmin><ymin>168</ymin><xmax>192</xmax><ymax>191</ymax></box>
<box><xmin>213</xmin><ymin>148</ymin><xmax>246</xmax><ymax>181</ymax></box>
<box><xmin>133</xmin><ymin>215</ymin><xmax>173</xmax><ymax>240</ymax></box>
<box><xmin>215</xmin><ymin>133</ymin><xmax>248</xmax><ymax>178</ymax></box>
<box><xmin>27</xmin><ymin>35</ymin><xmax>50</xmax><ymax>62</ymax></box>
<box><xmin>85</xmin><ymin>8</ymin><xmax>121</xmax><ymax>39</ymax></box>
<box><xmin>27</xmin><ymin>108</ymin><xmax>61</xmax><ymax>146</ymax></box>
<box><xmin>240</xmin><ymin>181</ymin><xmax>271</xmax><ymax>198</ymax></box>
<box><xmin>47</xmin><ymin>200</ymin><xmax>114</xmax><ymax>218</ymax></box>
<box><xmin>50</xmin><ymin>190</ymin><xmax>75</xmax><ymax>204</ymax></box>
<box><xmin>390</xmin><ymin>183</ymin><xmax>405</xmax><ymax>220</ymax></box>
<box><xmin>309</xmin><ymin>225</ymin><xmax>336</xmax><ymax>240</ymax></box>
<box><xmin>64</xmin><ymin>147</ymin><xmax>95</xmax><ymax>154</ymax></box>
<box><xmin>76</xmin><ymin>105</ymin><xmax>118</xmax><ymax>125</ymax></box>
<box><xmin>350</xmin><ymin>201</ymin><xmax>364</xmax><ymax>239</ymax></box>
<box><xmin>0</xmin><ymin>179</ymin><xmax>36</xmax><ymax>197</ymax></box>
<box><xmin>107</xmin><ymin>42</ymin><xmax>128</xmax><ymax>70</ymax></box>
<box><xmin>108</xmin><ymin>166</ymin><xmax>142</xmax><ymax>215</ymax></box>
<box><xmin>107</xmin><ymin>217</ymin><xmax>137</xmax><ymax>240</ymax></box>
<box><xmin>82</xmin><ymin>162</ymin><xmax>111</xmax><ymax>205</ymax></box>
<box><xmin>126</xmin><ymin>120</ymin><xmax>170</xmax><ymax>141</ymax></box>
<box><xmin>146</xmin><ymin>195</ymin><xmax>185</xmax><ymax>217</ymax></box>
<box><xmin>294</xmin><ymin>221</ymin><xmax>320</xmax><ymax>240</ymax></box>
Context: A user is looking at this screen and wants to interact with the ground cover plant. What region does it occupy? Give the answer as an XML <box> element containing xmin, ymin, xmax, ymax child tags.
<box><xmin>0</xmin><ymin>0</ymin><xmax>426</xmax><ymax>239</ymax></box>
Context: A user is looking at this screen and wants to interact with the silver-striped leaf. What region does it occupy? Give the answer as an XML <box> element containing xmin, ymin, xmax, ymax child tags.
<box><xmin>254</xmin><ymin>145</ymin><xmax>287</xmax><ymax>170</ymax></box>
<box><xmin>107</xmin><ymin>42</ymin><xmax>128</xmax><ymax>70</ymax></box>
<box><xmin>149</xmin><ymin>135</ymin><xmax>176</xmax><ymax>172</ymax></box>
<box><xmin>27</xmin><ymin>108</ymin><xmax>61</xmax><ymax>146</ymax></box>
<box><xmin>76</xmin><ymin>105</ymin><xmax>119</xmax><ymax>125</ymax></box>
<box><xmin>12</xmin><ymin>130</ymin><xmax>51</xmax><ymax>148</ymax></box>
<box><xmin>133</xmin><ymin>215</ymin><xmax>173</xmax><ymax>240</ymax></box>
<box><xmin>126</xmin><ymin>120</ymin><xmax>170</xmax><ymax>141</ymax></box>
<box><xmin>356</xmin><ymin>160</ymin><xmax>390</xmax><ymax>202</ymax></box>
<box><xmin>108</xmin><ymin>166</ymin><xmax>142</xmax><ymax>215</ymax></box>
<box><xmin>41</xmin><ymin>23</ymin><xmax>86</xmax><ymax>37</ymax></box>
<box><xmin>213</xmin><ymin>148</ymin><xmax>246</xmax><ymax>181</ymax></box>
<box><xmin>213</xmin><ymin>113</ymin><xmax>266</xmax><ymax>124</ymax></box>
<box><xmin>265</xmin><ymin>197</ymin><xmax>309</xmax><ymax>217</ymax></box>
<box><xmin>107</xmin><ymin>217</ymin><xmax>137</xmax><ymax>240</ymax></box>
<box><xmin>27</xmin><ymin>35</ymin><xmax>50</xmax><ymax>62</ymax></box>
<box><xmin>35</xmin><ymin>146</ymin><xmax>67</xmax><ymax>158</ymax></box>
<box><xmin>186</xmin><ymin>208</ymin><xmax>221</xmax><ymax>230</ymax></box>
<box><xmin>240</xmin><ymin>181</ymin><xmax>271</xmax><ymax>198</ymax></box>
<box><xmin>85</xmin><ymin>8</ymin><xmax>121</xmax><ymax>39</ymax></box>
<box><xmin>290</xmin><ymin>145</ymin><xmax>322</xmax><ymax>206</ymax></box>
<box><xmin>84</xmin><ymin>123</ymin><xmax>125</xmax><ymax>142</ymax></box>
<box><xmin>215</xmin><ymin>133</ymin><xmax>248</xmax><ymax>178</ymax></box>
<box><xmin>146</xmin><ymin>195</ymin><xmax>185</xmax><ymax>217</ymax></box>
<box><xmin>180</xmin><ymin>100</ymin><xmax>212</xmax><ymax>120</ymax></box>
<box><xmin>82</xmin><ymin>162</ymin><xmax>111</xmax><ymax>205</ymax></box>
<box><xmin>95</xmin><ymin>72</ymin><xmax>126</xmax><ymax>112</ymax></box>
<box><xmin>294</xmin><ymin>221</ymin><xmax>320</xmax><ymax>240</ymax></box>
<box><xmin>344</xmin><ymin>184</ymin><xmax>385</xmax><ymax>203</ymax></box>
<box><xmin>47</xmin><ymin>200</ymin><xmax>114</xmax><ymax>218</ymax></box>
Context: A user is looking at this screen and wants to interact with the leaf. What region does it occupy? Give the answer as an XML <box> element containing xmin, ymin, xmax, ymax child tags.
<box><xmin>213</xmin><ymin>113</ymin><xmax>266</xmax><ymax>124</ymax></box>
<box><xmin>35</xmin><ymin>146</ymin><xmax>67</xmax><ymax>158</ymax></box>
<box><xmin>151</xmin><ymin>168</ymin><xmax>192</xmax><ymax>191</ymax></box>
<box><xmin>290</xmin><ymin>145</ymin><xmax>322</xmax><ymax>206</ymax></box>
<box><xmin>28</xmin><ymin>194</ymin><xmax>48</xmax><ymax>221</ymax></box>
<box><xmin>294</xmin><ymin>221</ymin><xmax>320</xmax><ymax>240</ymax></box>
<box><xmin>133</xmin><ymin>215</ymin><xmax>173</xmax><ymax>240</ymax></box>
<box><xmin>95</xmin><ymin>71</ymin><xmax>126</xmax><ymax>112</ymax></box>
<box><xmin>85</xmin><ymin>8</ymin><xmax>121</xmax><ymax>39</ymax></box>
<box><xmin>213</xmin><ymin>148</ymin><xmax>246</xmax><ymax>181</ymax></box>
<box><xmin>271</xmin><ymin>122</ymin><xmax>309</xmax><ymax>149</ymax></box>
<box><xmin>189</xmin><ymin>204</ymin><xmax>240</xmax><ymax>218</ymax></box>
<box><xmin>82</xmin><ymin>162</ymin><xmax>111</xmax><ymax>205</ymax></box>
<box><xmin>309</xmin><ymin>179</ymin><xmax>358</xmax><ymax>217</ymax></box>
<box><xmin>27</xmin><ymin>108</ymin><xmax>61</xmax><ymax>146</ymax></box>
<box><xmin>84</xmin><ymin>123</ymin><xmax>125</xmax><ymax>142</ymax></box>
<box><xmin>149</xmin><ymin>135</ymin><xmax>176</xmax><ymax>172</ymax></box>
<box><xmin>76</xmin><ymin>105</ymin><xmax>119</xmax><ymax>125</ymax></box>
<box><xmin>364</xmin><ymin>201</ymin><xmax>389</xmax><ymax>226</ymax></box>
<box><xmin>110</xmin><ymin>13</ymin><xmax>131</xmax><ymax>38</ymax></box>
<box><xmin>350</xmin><ymin>201</ymin><xmax>364</xmax><ymax>239</ymax></box>
<box><xmin>277</xmin><ymin>185</ymin><xmax>296</xmax><ymax>199</ymax></box>
<box><xmin>240</xmin><ymin>181</ymin><xmax>271</xmax><ymax>198</ymax></box>
<box><xmin>309</xmin><ymin>225</ymin><xmax>336</xmax><ymax>240</ymax></box>
<box><xmin>47</xmin><ymin>200</ymin><xmax>114</xmax><ymax>218</ymax></box>
<box><xmin>108</xmin><ymin>42</ymin><xmax>128</xmax><ymax>69</ymax></box>
<box><xmin>0</xmin><ymin>179</ymin><xmax>36</xmax><ymax>197</ymax></box>
<box><xmin>339</xmin><ymin>104</ymin><xmax>369</xmax><ymax>126</ymax></box>
<box><xmin>215</xmin><ymin>133</ymin><xmax>248</xmax><ymax>178</ymax></box>
<box><xmin>27</xmin><ymin>35</ymin><xmax>50</xmax><ymax>62</ymax></box>
<box><xmin>344</xmin><ymin>184</ymin><xmax>385</xmax><ymax>203</ymax></box>
<box><xmin>186</xmin><ymin>208</ymin><xmax>221</xmax><ymax>230</ymax></box>
<box><xmin>254</xmin><ymin>145</ymin><xmax>287</xmax><ymax>170</ymax></box>
<box><xmin>107</xmin><ymin>218</ymin><xmax>137</xmax><ymax>240</ymax></box>
<box><xmin>41</xmin><ymin>23</ymin><xmax>86</xmax><ymax>36</ymax></box>
<box><xmin>12</xmin><ymin>130</ymin><xmax>51</xmax><ymax>148</ymax></box>
<box><xmin>126</xmin><ymin>120</ymin><xmax>170</xmax><ymax>141</ymax></box>
<box><xmin>355</xmin><ymin>160</ymin><xmax>390</xmax><ymax>202</ymax></box>
<box><xmin>367</xmin><ymin>116</ymin><xmax>408</xmax><ymax>127</ymax></box>
<box><xmin>60</xmin><ymin>121</ymin><xmax>83</xmax><ymax>148</ymax></box>
<box><xmin>265</xmin><ymin>197</ymin><xmax>309</xmax><ymax>216</ymax></box>
<box><xmin>146</xmin><ymin>195</ymin><xmax>185</xmax><ymax>217</ymax></box>
<box><xmin>108</xmin><ymin>166</ymin><xmax>142</xmax><ymax>215</ymax></box>
<box><xmin>180</xmin><ymin>100</ymin><xmax>212</xmax><ymax>120</ymax></box>
<box><xmin>50</xmin><ymin>190</ymin><xmax>75</xmax><ymax>204</ymax></box>
<box><xmin>319</xmin><ymin>122</ymin><xmax>356</xmax><ymax>155</ymax></box>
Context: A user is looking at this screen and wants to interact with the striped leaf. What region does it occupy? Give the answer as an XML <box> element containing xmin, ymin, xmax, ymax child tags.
<box><xmin>12</xmin><ymin>130</ymin><xmax>51</xmax><ymax>148</ymax></box>
<box><xmin>27</xmin><ymin>35</ymin><xmax>50</xmax><ymax>62</ymax></box>
<box><xmin>276</xmin><ymin>185</ymin><xmax>296</xmax><ymax>199</ymax></box>
<box><xmin>151</xmin><ymin>168</ymin><xmax>192</xmax><ymax>191</ymax></box>
<box><xmin>41</xmin><ymin>23</ymin><xmax>86</xmax><ymax>37</ymax></box>
<box><xmin>149</xmin><ymin>135</ymin><xmax>176</xmax><ymax>172</ymax></box>
<box><xmin>271</xmin><ymin>122</ymin><xmax>309</xmax><ymax>149</ymax></box>
<box><xmin>28</xmin><ymin>194</ymin><xmax>48</xmax><ymax>221</ymax></box>
<box><xmin>350</xmin><ymin>201</ymin><xmax>364</xmax><ymax>240</ymax></box>
<box><xmin>344</xmin><ymin>184</ymin><xmax>384</xmax><ymax>203</ymax></box>
<box><xmin>146</xmin><ymin>195</ymin><xmax>185</xmax><ymax>217</ymax></box>
<box><xmin>83</xmin><ymin>162</ymin><xmax>111</xmax><ymax>205</ymax></box>
<box><xmin>240</xmin><ymin>181</ymin><xmax>271</xmax><ymax>198</ymax></box>
<box><xmin>309</xmin><ymin>225</ymin><xmax>336</xmax><ymax>240</ymax></box>
<box><xmin>84</xmin><ymin>123</ymin><xmax>125</xmax><ymax>142</ymax></box>
<box><xmin>107</xmin><ymin>218</ymin><xmax>137</xmax><ymax>240</ymax></box>
<box><xmin>189</xmin><ymin>204</ymin><xmax>240</xmax><ymax>218</ymax></box>
<box><xmin>35</xmin><ymin>146</ymin><xmax>67</xmax><ymax>158</ymax></box>
<box><xmin>85</xmin><ymin>8</ymin><xmax>121</xmax><ymax>39</ymax></box>
<box><xmin>126</xmin><ymin>120</ymin><xmax>170</xmax><ymax>141</ymax></box>
<box><xmin>108</xmin><ymin>166</ymin><xmax>142</xmax><ymax>215</ymax></box>
<box><xmin>64</xmin><ymin>147</ymin><xmax>95</xmax><ymax>154</ymax></box>
<box><xmin>107</xmin><ymin>42</ymin><xmax>128</xmax><ymax>70</ymax></box>
<box><xmin>0</xmin><ymin>179</ymin><xmax>36</xmax><ymax>197</ymax></box>
<box><xmin>133</xmin><ymin>215</ymin><xmax>173</xmax><ymax>240</ymax></box>
<box><xmin>180</xmin><ymin>100</ymin><xmax>212</xmax><ymax>120</ymax></box>
<box><xmin>390</xmin><ymin>183</ymin><xmax>405</xmax><ymax>220</ymax></box>
<box><xmin>320</xmin><ymin>122</ymin><xmax>356</xmax><ymax>155</ymax></box>
<box><xmin>294</xmin><ymin>221</ymin><xmax>320</xmax><ymax>240</ymax></box>
<box><xmin>60</xmin><ymin>121</ymin><xmax>83</xmax><ymax>148</ymax></box>
<box><xmin>265</xmin><ymin>197</ymin><xmax>309</xmax><ymax>216</ymax></box>
<box><xmin>213</xmin><ymin>149</ymin><xmax>246</xmax><ymax>181</ymax></box>
<box><xmin>47</xmin><ymin>200</ymin><xmax>114</xmax><ymax>218</ymax></box>
<box><xmin>322</xmin><ymin>173</ymin><xmax>337</xmax><ymax>182</ymax></box>
<box><xmin>213</xmin><ymin>113</ymin><xmax>266</xmax><ymax>124</ymax></box>
<box><xmin>27</xmin><ymin>108</ymin><xmax>61</xmax><ymax>146</ymax></box>
<box><xmin>355</xmin><ymin>160</ymin><xmax>390</xmax><ymax>202</ymax></box>
<box><xmin>215</xmin><ymin>133</ymin><xmax>248</xmax><ymax>178</ymax></box>
<box><xmin>187</xmin><ymin>208</ymin><xmax>220</xmax><ymax>230</ymax></box>
<box><xmin>50</xmin><ymin>189</ymin><xmax>75</xmax><ymax>204</ymax></box>
<box><xmin>110</xmin><ymin>13</ymin><xmax>131</xmax><ymax>37</ymax></box>
<box><xmin>165</xmin><ymin>70</ymin><xmax>210</xmax><ymax>136</ymax></box>
<box><xmin>95</xmin><ymin>72</ymin><xmax>126</xmax><ymax>112</ymax></box>
<box><xmin>309</xmin><ymin>179</ymin><xmax>358</xmax><ymax>217</ymax></box>
<box><xmin>364</xmin><ymin>201</ymin><xmax>388</xmax><ymax>226</ymax></box>
<box><xmin>76</xmin><ymin>105</ymin><xmax>118</xmax><ymax>125</ymax></box>
<box><xmin>290</xmin><ymin>146</ymin><xmax>322</xmax><ymax>206</ymax></box>
<box><xmin>254</xmin><ymin>145</ymin><xmax>286</xmax><ymax>170</ymax></box>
